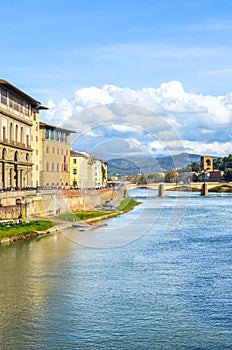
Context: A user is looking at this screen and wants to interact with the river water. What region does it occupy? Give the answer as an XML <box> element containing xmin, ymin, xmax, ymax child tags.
<box><xmin>0</xmin><ymin>189</ymin><xmax>231</xmax><ymax>349</ymax></box>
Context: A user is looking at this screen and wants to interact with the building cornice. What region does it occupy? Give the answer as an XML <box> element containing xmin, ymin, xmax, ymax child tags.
<box><xmin>0</xmin><ymin>108</ymin><xmax>33</xmax><ymax>126</ymax></box>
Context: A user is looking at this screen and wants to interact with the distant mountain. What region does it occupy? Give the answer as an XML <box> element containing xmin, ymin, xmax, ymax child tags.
<box><xmin>107</xmin><ymin>153</ymin><xmax>201</xmax><ymax>175</ymax></box>
<box><xmin>107</xmin><ymin>158</ymin><xmax>141</xmax><ymax>176</ymax></box>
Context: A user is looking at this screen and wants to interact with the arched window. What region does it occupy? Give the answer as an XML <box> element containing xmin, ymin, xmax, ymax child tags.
<box><xmin>15</xmin><ymin>125</ymin><xmax>18</xmax><ymax>143</ymax></box>
<box><xmin>14</xmin><ymin>151</ymin><xmax>19</xmax><ymax>162</ymax></box>
<box><xmin>2</xmin><ymin>148</ymin><xmax>6</xmax><ymax>159</ymax></box>
<box><xmin>26</xmin><ymin>153</ymin><xmax>29</xmax><ymax>162</ymax></box>
<box><xmin>57</xmin><ymin>163</ymin><xmax>59</xmax><ymax>172</ymax></box>
<box><xmin>10</xmin><ymin>123</ymin><xmax>13</xmax><ymax>142</ymax></box>
<box><xmin>2</xmin><ymin>126</ymin><xmax>6</xmax><ymax>141</ymax></box>
<box><xmin>52</xmin><ymin>163</ymin><xmax>54</xmax><ymax>172</ymax></box>
<box><xmin>44</xmin><ymin>129</ymin><xmax>49</xmax><ymax>139</ymax></box>
<box><xmin>46</xmin><ymin>163</ymin><xmax>49</xmax><ymax>172</ymax></box>
<box><xmin>20</xmin><ymin>127</ymin><xmax>24</xmax><ymax>144</ymax></box>
<box><xmin>26</xmin><ymin>135</ymin><xmax>29</xmax><ymax>148</ymax></box>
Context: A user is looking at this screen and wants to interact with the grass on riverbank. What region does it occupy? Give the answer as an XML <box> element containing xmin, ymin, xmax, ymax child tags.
<box><xmin>116</xmin><ymin>197</ymin><xmax>141</xmax><ymax>213</ymax></box>
<box><xmin>0</xmin><ymin>220</ymin><xmax>54</xmax><ymax>240</ymax></box>
<box><xmin>0</xmin><ymin>198</ymin><xmax>141</xmax><ymax>242</ymax></box>
<box><xmin>58</xmin><ymin>197</ymin><xmax>141</xmax><ymax>222</ymax></box>
<box><xmin>58</xmin><ymin>210</ymin><xmax>114</xmax><ymax>222</ymax></box>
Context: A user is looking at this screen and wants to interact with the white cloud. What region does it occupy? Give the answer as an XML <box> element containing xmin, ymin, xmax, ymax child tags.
<box><xmin>44</xmin><ymin>80</ymin><xmax>232</xmax><ymax>157</ymax></box>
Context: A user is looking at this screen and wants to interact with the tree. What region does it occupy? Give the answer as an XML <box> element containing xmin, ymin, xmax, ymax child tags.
<box><xmin>223</xmin><ymin>168</ymin><xmax>232</xmax><ymax>182</ymax></box>
<box><xmin>164</xmin><ymin>169</ymin><xmax>178</xmax><ymax>183</ymax></box>
<box><xmin>146</xmin><ymin>173</ymin><xmax>164</xmax><ymax>183</ymax></box>
<box><xmin>191</xmin><ymin>162</ymin><xmax>201</xmax><ymax>172</ymax></box>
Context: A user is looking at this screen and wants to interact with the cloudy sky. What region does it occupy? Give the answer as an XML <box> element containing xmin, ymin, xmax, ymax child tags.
<box><xmin>2</xmin><ymin>0</ymin><xmax>232</xmax><ymax>159</ymax></box>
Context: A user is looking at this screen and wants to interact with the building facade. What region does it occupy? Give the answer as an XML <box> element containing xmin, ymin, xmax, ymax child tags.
<box><xmin>70</xmin><ymin>150</ymin><xmax>91</xmax><ymax>189</ymax></box>
<box><xmin>70</xmin><ymin>151</ymin><xmax>107</xmax><ymax>189</ymax></box>
<box><xmin>93</xmin><ymin>157</ymin><xmax>107</xmax><ymax>188</ymax></box>
<box><xmin>0</xmin><ymin>80</ymin><xmax>46</xmax><ymax>189</ymax></box>
<box><xmin>39</xmin><ymin>122</ymin><xmax>74</xmax><ymax>188</ymax></box>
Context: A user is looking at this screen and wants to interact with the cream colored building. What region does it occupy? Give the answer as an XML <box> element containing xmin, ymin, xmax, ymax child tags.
<box><xmin>0</xmin><ymin>80</ymin><xmax>46</xmax><ymax>189</ymax></box>
<box><xmin>92</xmin><ymin>157</ymin><xmax>107</xmax><ymax>188</ymax></box>
<box><xmin>70</xmin><ymin>150</ymin><xmax>107</xmax><ymax>189</ymax></box>
<box><xmin>70</xmin><ymin>150</ymin><xmax>91</xmax><ymax>189</ymax></box>
<box><xmin>39</xmin><ymin>122</ymin><xmax>75</xmax><ymax>188</ymax></box>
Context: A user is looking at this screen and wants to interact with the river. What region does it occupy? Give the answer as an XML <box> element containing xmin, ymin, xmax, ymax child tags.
<box><xmin>0</xmin><ymin>189</ymin><xmax>231</xmax><ymax>349</ymax></box>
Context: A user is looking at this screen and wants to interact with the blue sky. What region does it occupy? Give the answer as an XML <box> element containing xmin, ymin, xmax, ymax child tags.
<box><xmin>2</xmin><ymin>0</ymin><xmax>232</xmax><ymax>158</ymax></box>
<box><xmin>2</xmin><ymin>0</ymin><xmax>232</xmax><ymax>101</ymax></box>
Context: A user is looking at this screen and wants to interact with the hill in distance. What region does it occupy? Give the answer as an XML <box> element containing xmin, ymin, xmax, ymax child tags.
<box><xmin>107</xmin><ymin>152</ymin><xmax>201</xmax><ymax>176</ymax></box>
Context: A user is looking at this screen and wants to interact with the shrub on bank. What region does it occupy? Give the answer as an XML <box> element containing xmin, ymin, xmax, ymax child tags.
<box><xmin>117</xmin><ymin>198</ymin><xmax>141</xmax><ymax>213</ymax></box>
<box><xmin>0</xmin><ymin>220</ymin><xmax>54</xmax><ymax>240</ymax></box>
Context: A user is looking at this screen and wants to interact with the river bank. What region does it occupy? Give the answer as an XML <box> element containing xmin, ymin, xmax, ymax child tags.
<box><xmin>0</xmin><ymin>198</ymin><xmax>140</xmax><ymax>244</ymax></box>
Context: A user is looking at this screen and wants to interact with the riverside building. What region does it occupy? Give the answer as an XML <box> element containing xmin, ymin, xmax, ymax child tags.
<box><xmin>70</xmin><ymin>150</ymin><xmax>107</xmax><ymax>189</ymax></box>
<box><xmin>0</xmin><ymin>80</ymin><xmax>47</xmax><ymax>189</ymax></box>
<box><xmin>39</xmin><ymin>122</ymin><xmax>75</xmax><ymax>188</ymax></box>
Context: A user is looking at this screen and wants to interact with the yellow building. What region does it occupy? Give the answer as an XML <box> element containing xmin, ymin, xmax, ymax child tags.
<box><xmin>70</xmin><ymin>150</ymin><xmax>107</xmax><ymax>189</ymax></box>
<box><xmin>39</xmin><ymin>122</ymin><xmax>75</xmax><ymax>188</ymax></box>
<box><xmin>70</xmin><ymin>150</ymin><xmax>91</xmax><ymax>189</ymax></box>
<box><xmin>0</xmin><ymin>79</ymin><xmax>46</xmax><ymax>189</ymax></box>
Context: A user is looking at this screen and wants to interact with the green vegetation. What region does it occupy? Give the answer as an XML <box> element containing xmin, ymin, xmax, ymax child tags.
<box><xmin>58</xmin><ymin>210</ymin><xmax>114</xmax><ymax>222</ymax></box>
<box><xmin>0</xmin><ymin>220</ymin><xmax>54</xmax><ymax>240</ymax></box>
<box><xmin>209</xmin><ymin>185</ymin><xmax>232</xmax><ymax>193</ymax></box>
<box><xmin>117</xmin><ymin>198</ymin><xmax>141</xmax><ymax>213</ymax></box>
<box><xmin>58</xmin><ymin>198</ymin><xmax>141</xmax><ymax>222</ymax></box>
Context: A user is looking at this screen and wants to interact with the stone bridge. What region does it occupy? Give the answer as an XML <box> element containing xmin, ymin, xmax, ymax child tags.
<box><xmin>124</xmin><ymin>182</ymin><xmax>232</xmax><ymax>196</ymax></box>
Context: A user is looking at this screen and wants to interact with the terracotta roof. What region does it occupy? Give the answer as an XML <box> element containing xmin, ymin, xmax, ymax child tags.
<box><xmin>40</xmin><ymin>121</ymin><xmax>76</xmax><ymax>133</ymax></box>
<box><xmin>0</xmin><ymin>79</ymin><xmax>48</xmax><ymax>109</ymax></box>
<box><xmin>70</xmin><ymin>150</ymin><xmax>88</xmax><ymax>158</ymax></box>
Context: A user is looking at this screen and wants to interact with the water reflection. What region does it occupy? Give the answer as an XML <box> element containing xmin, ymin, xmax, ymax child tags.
<box><xmin>0</xmin><ymin>190</ymin><xmax>231</xmax><ymax>349</ymax></box>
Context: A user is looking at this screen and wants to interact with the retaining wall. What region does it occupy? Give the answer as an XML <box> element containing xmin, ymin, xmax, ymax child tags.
<box><xmin>0</xmin><ymin>187</ymin><xmax>127</xmax><ymax>219</ymax></box>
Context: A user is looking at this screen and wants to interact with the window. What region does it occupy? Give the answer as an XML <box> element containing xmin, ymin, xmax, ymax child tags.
<box><xmin>44</xmin><ymin>129</ymin><xmax>49</xmax><ymax>139</ymax></box>
<box><xmin>46</xmin><ymin>163</ymin><xmax>49</xmax><ymax>171</ymax></box>
<box><xmin>57</xmin><ymin>163</ymin><xmax>59</xmax><ymax>172</ymax></box>
<box><xmin>73</xmin><ymin>168</ymin><xmax>77</xmax><ymax>175</ymax></box>
<box><xmin>9</xmin><ymin>93</ymin><xmax>13</xmax><ymax>108</ymax></box>
<box><xmin>19</xmin><ymin>100</ymin><xmax>23</xmax><ymax>113</ymax></box>
<box><xmin>10</xmin><ymin>123</ymin><xmax>13</xmax><ymax>142</ymax></box>
<box><xmin>1</xmin><ymin>89</ymin><xmax>7</xmax><ymax>104</ymax></box>
<box><xmin>52</xmin><ymin>163</ymin><xmax>54</xmax><ymax>172</ymax></box>
<box><xmin>15</xmin><ymin>125</ymin><xmax>18</xmax><ymax>143</ymax></box>
<box><xmin>2</xmin><ymin>148</ymin><xmax>7</xmax><ymax>159</ymax></box>
<box><xmin>54</xmin><ymin>131</ymin><xmax>58</xmax><ymax>141</ymax></box>
<box><xmin>26</xmin><ymin>135</ymin><xmax>29</xmax><ymax>148</ymax></box>
<box><xmin>46</xmin><ymin>147</ymin><xmax>49</xmax><ymax>154</ymax></box>
<box><xmin>25</xmin><ymin>103</ymin><xmax>29</xmax><ymax>116</ymax></box>
<box><xmin>20</xmin><ymin>127</ymin><xmax>24</xmax><ymax>143</ymax></box>
<box><xmin>2</xmin><ymin>126</ymin><xmax>6</xmax><ymax>141</ymax></box>
<box><xmin>73</xmin><ymin>158</ymin><xmax>77</xmax><ymax>164</ymax></box>
<box><xmin>13</xmin><ymin>96</ymin><xmax>19</xmax><ymax>111</ymax></box>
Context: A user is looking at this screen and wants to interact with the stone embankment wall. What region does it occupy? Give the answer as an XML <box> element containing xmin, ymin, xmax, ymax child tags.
<box><xmin>0</xmin><ymin>187</ymin><xmax>127</xmax><ymax>219</ymax></box>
